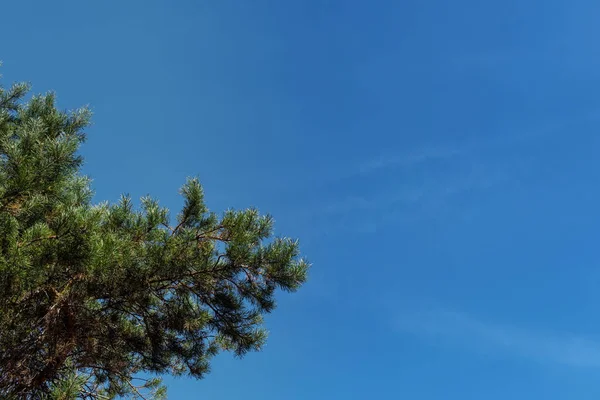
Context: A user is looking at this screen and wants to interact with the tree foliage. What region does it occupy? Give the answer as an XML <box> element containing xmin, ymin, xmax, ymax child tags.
<box><xmin>0</xmin><ymin>78</ymin><xmax>309</xmax><ymax>399</ymax></box>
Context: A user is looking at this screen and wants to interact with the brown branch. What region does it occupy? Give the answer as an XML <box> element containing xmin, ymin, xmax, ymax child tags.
<box><xmin>17</xmin><ymin>234</ymin><xmax>59</xmax><ymax>248</ymax></box>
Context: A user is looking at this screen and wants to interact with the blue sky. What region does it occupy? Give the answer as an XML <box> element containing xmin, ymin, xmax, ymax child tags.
<box><xmin>3</xmin><ymin>0</ymin><xmax>600</xmax><ymax>398</ymax></box>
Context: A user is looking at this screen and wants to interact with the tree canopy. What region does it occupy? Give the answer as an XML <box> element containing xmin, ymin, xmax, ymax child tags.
<box><xmin>0</xmin><ymin>78</ymin><xmax>309</xmax><ymax>399</ymax></box>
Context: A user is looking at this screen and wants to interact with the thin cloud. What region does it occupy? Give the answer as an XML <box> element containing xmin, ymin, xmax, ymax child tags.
<box><xmin>358</xmin><ymin>146</ymin><xmax>465</xmax><ymax>175</ymax></box>
<box><xmin>396</xmin><ymin>309</ymin><xmax>600</xmax><ymax>368</ymax></box>
<box><xmin>307</xmin><ymin>159</ymin><xmax>516</xmax><ymax>235</ymax></box>
<box><xmin>296</xmin><ymin>118</ymin><xmax>578</xmax><ymax>234</ymax></box>
<box><xmin>356</xmin><ymin>120</ymin><xmax>564</xmax><ymax>178</ymax></box>
<box><xmin>317</xmin><ymin>186</ymin><xmax>425</xmax><ymax>216</ymax></box>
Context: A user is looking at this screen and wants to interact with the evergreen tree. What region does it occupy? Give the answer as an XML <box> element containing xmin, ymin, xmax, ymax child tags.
<box><xmin>0</xmin><ymin>77</ymin><xmax>309</xmax><ymax>399</ymax></box>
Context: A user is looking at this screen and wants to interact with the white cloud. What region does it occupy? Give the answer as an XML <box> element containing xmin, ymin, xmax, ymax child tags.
<box><xmin>396</xmin><ymin>309</ymin><xmax>600</xmax><ymax>368</ymax></box>
<box><xmin>304</xmin><ymin>159</ymin><xmax>516</xmax><ymax>235</ymax></box>
<box><xmin>355</xmin><ymin>121</ymin><xmax>561</xmax><ymax>178</ymax></box>
<box><xmin>357</xmin><ymin>146</ymin><xmax>465</xmax><ymax>175</ymax></box>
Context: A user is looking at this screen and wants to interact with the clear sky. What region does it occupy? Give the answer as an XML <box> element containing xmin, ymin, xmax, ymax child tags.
<box><xmin>3</xmin><ymin>0</ymin><xmax>600</xmax><ymax>398</ymax></box>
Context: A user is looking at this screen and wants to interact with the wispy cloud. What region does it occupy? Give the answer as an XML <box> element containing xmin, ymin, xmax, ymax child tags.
<box><xmin>316</xmin><ymin>186</ymin><xmax>425</xmax><ymax>216</ymax></box>
<box><xmin>357</xmin><ymin>145</ymin><xmax>465</xmax><ymax>175</ymax></box>
<box><xmin>396</xmin><ymin>309</ymin><xmax>600</xmax><ymax>368</ymax></box>
<box><xmin>302</xmin><ymin>158</ymin><xmax>518</xmax><ymax>235</ymax></box>
<box><xmin>294</xmin><ymin>116</ymin><xmax>586</xmax><ymax>235</ymax></box>
<box><xmin>354</xmin><ymin>117</ymin><xmax>570</xmax><ymax>179</ymax></box>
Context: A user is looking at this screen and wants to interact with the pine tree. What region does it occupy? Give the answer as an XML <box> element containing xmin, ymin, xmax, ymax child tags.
<box><xmin>0</xmin><ymin>77</ymin><xmax>309</xmax><ymax>399</ymax></box>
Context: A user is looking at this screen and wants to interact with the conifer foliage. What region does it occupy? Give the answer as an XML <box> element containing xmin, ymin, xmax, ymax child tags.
<box><xmin>0</xmin><ymin>79</ymin><xmax>309</xmax><ymax>399</ymax></box>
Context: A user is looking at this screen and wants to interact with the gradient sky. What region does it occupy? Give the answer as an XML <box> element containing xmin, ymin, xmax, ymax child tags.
<box><xmin>3</xmin><ymin>0</ymin><xmax>600</xmax><ymax>398</ymax></box>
